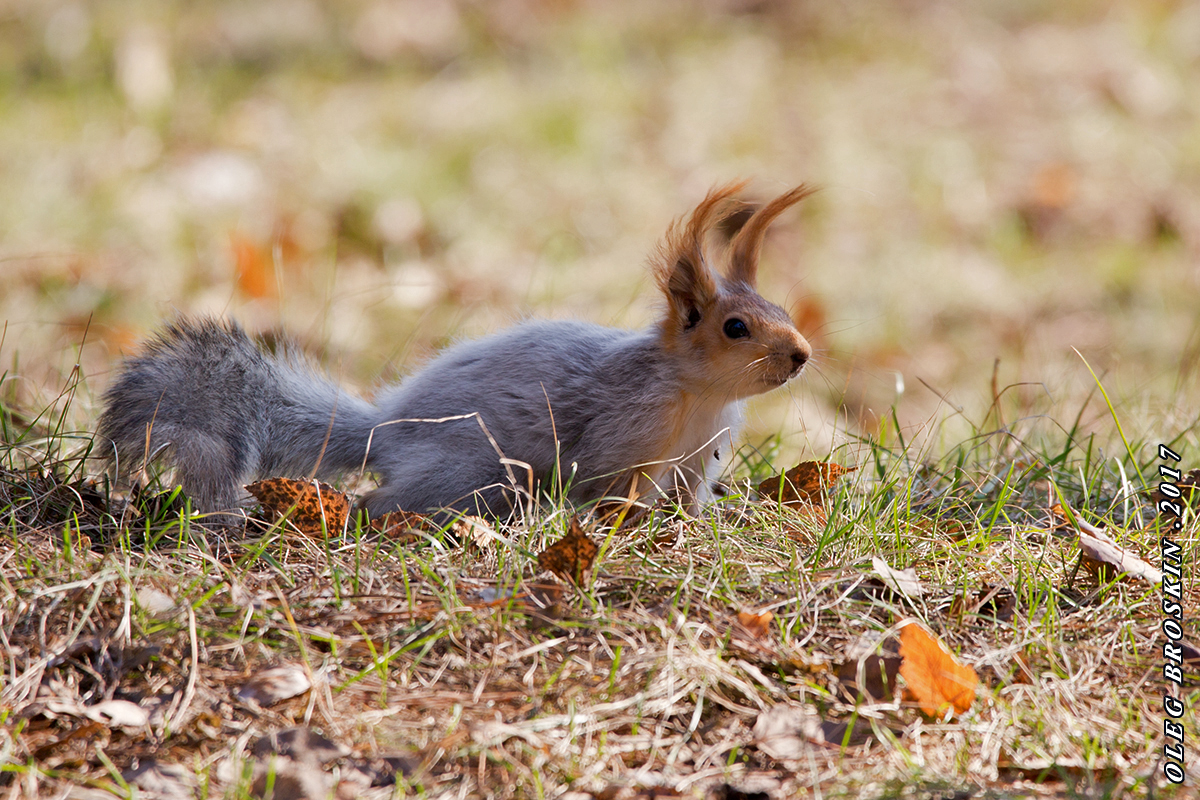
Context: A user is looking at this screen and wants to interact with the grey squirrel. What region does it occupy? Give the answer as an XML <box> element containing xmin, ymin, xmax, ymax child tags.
<box><xmin>97</xmin><ymin>182</ymin><xmax>814</xmax><ymax>519</ymax></box>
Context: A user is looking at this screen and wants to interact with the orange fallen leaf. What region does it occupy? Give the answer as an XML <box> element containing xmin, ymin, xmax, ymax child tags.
<box><xmin>537</xmin><ymin>516</ymin><xmax>599</xmax><ymax>586</ymax></box>
<box><xmin>231</xmin><ymin>232</ymin><xmax>275</xmax><ymax>299</ymax></box>
<box><xmin>898</xmin><ymin>622</ymin><xmax>977</xmax><ymax>718</ymax></box>
<box><xmin>736</xmin><ymin>609</ymin><xmax>774</xmax><ymax>640</ymax></box>
<box><xmin>757</xmin><ymin>461</ymin><xmax>855</xmax><ymax>508</ymax></box>
<box><xmin>247</xmin><ymin>477</ymin><xmax>350</xmax><ymax>535</ymax></box>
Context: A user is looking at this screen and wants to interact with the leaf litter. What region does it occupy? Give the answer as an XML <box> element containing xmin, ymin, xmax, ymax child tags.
<box><xmin>1</xmin><ymin>435</ymin><xmax>1193</xmax><ymax>798</ymax></box>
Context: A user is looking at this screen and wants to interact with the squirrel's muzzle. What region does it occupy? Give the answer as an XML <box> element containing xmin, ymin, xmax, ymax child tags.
<box><xmin>787</xmin><ymin>337</ymin><xmax>812</xmax><ymax>378</ymax></box>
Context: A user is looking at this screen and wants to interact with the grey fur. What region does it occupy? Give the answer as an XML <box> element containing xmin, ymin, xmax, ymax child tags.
<box><xmin>97</xmin><ymin>317</ymin><xmax>733</xmax><ymax>516</ymax></box>
<box><xmin>96</xmin><ymin>319</ymin><xmax>378</xmax><ymax>513</ymax></box>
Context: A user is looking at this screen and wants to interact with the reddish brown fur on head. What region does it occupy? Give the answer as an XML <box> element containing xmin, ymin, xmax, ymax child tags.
<box><xmin>727</xmin><ymin>184</ymin><xmax>818</xmax><ymax>287</ymax></box>
<box><xmin>652</xmin><ymin>181</ymin><xmax>747</xmax><ymax>328</ymax></box>
<box><xmin>652</xmin><ymin>182</ymin><xmax>814</xmax><ymax>399</ymax></box>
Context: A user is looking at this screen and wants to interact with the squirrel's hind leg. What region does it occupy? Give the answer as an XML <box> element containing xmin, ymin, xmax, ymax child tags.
<box><xmin>106</xmin><ymin>425</ymin><xmax>256</xmax><ymax>517</ymax></box>
<box><xmin>360</xmin><ymin>442</ymin><xmax>521</xmax><ymax>521</ymax></box>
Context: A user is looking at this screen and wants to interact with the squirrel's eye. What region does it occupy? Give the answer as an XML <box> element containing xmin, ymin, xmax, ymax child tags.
<box><xmin>723</xmin><ymin>318</ymin><xmax>749</xmax><ymax>339</ymax></box>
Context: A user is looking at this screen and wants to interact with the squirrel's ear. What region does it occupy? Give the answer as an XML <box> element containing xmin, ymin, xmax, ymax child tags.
<box><xmin>726</xmin><ymin>184</ymin><xmax>817</xmax><ymax>286</ymax></box>
<box><xmin>662</xmin><ymin>252</ymin><xmax>717</xmax><ymax>330</ymax></box>
<box><xmin>655</xmin><ymin>182</ymin><xmax>747</xmax><ymax>330</ymax></box>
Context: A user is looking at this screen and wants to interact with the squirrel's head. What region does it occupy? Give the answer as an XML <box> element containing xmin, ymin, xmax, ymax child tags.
<box><xmin>653</xmin><ymin>182</ymin><xmax>814</xmax><ymax>400</ymax></box>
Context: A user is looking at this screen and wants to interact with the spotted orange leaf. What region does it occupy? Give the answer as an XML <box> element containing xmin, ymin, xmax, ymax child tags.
<box><xmin>898</xmin><ymin>622</ymin><xmax>977</xmax><ymax>718</ymax></box>
<box><xmin>247</xmin><ymin>477</ymin><xmax>349</xmax><ymax>535</ymax></box>
<box><xmin>757</xmin><ymin>461</ymin><xmax>855</xmax><ymax>508</ymax></box>
<box><xmin>537</xmin><ymin>516</ymin><xmax>599</xmax><ymax>586</ymax></box>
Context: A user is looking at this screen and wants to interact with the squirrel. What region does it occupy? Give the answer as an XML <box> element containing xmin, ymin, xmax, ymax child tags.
<box><xmin>96</xmin><ymin>182</ymin><xmax>814</xmax><ymax>519</ymax></box>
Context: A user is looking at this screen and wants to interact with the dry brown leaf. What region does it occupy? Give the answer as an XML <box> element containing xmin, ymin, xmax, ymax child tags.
<box><xmin>757</xmin><ymin>461</ymin><xmax>855</xmax><ymax>508</ymax></box>
<box><xmin>736</xmin><ymin>609</ymin><xmax>774</xmax><ymax>640</ymax></box>
<box><xmin>835</xmin><ymin>654</ymin><xmax>902</xmax><ymax>703</ymax></box>
<box><xmin>1078</xmin><ymin>531</ymin><xmax>1163</xmax><ymax>583</ymax></box>
<box><xmin>452</xmin><ymin>515</ymin><xmax>502</xmax><ymax>548</ymax></box>
<box><xmin>236</xmin><ymin>663</ymin><xmax>312</xmax><ymax>706</ymax></box>
<box><xmin>1050</xmin><ymin>503</ymin><xmax>1163</xmax><ymax>584</ymax></box>
<box><xmin>369</xmin><ymin>509</ymin><xmax>429</xmax><ymax>543</ymax></box>
<box><xmin>247</xmin><ymin>477</ymin><xmax>350</xmax><ymax>535</ymax></box>
<box><xmin>537</xmin><ymin>516</ymin><xmax>599</xmax><ymax>585</ymax></box>
<box><xmin>1151</xmin><ymin>468</ymin><xmax>1200</xmax><ymax>509</ymax></box>
<box><xmin>898</xmin><ymin>622</ymin><xmax>977</xmax><ymax>718</ymax></box>
<box><xmin>870</xmin><ymin>557</ymin><xmax>925</xmax><ymax>600</ymax></box>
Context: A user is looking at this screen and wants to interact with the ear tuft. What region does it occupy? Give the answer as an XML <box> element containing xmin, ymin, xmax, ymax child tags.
<box><xmin>727</xmin><ymin>184</ymin><xmax>817</xmax><ymax>286</ymax></box>
<box><xmin>654</xmin><ymin>181</ymin><xmax>749</xmax><ymax>331</ymax></box>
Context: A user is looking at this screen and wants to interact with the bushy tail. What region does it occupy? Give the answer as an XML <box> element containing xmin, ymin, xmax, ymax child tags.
<box><xmin>96</xmin><ymin>318</ymin><xmax>378</xmax><ymax>513</ymax></box>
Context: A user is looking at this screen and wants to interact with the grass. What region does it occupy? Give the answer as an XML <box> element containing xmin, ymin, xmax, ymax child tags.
<box><xmin>0</xmin><ymin>368</ymin><xmax>1194</xmax><ymax>799</ymax></box>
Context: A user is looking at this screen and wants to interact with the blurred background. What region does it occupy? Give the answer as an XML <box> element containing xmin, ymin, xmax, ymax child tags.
<box><xmin>1</xmin><ymin>0</ymin><xmax>1198</xmax><ymax>463</ymax></box>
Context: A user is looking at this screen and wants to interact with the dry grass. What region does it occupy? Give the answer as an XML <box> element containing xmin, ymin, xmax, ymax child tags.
<box><xmin>1</xmin><ymin>377</ymin><xmax>1195</xmax><ymax>799</ymax></box>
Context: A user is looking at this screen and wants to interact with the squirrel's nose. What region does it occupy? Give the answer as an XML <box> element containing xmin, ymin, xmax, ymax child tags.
<box><xmin>790</xmin><ymin>338</ymin><xmax>812</xmax><ymax>372</ymax></box>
